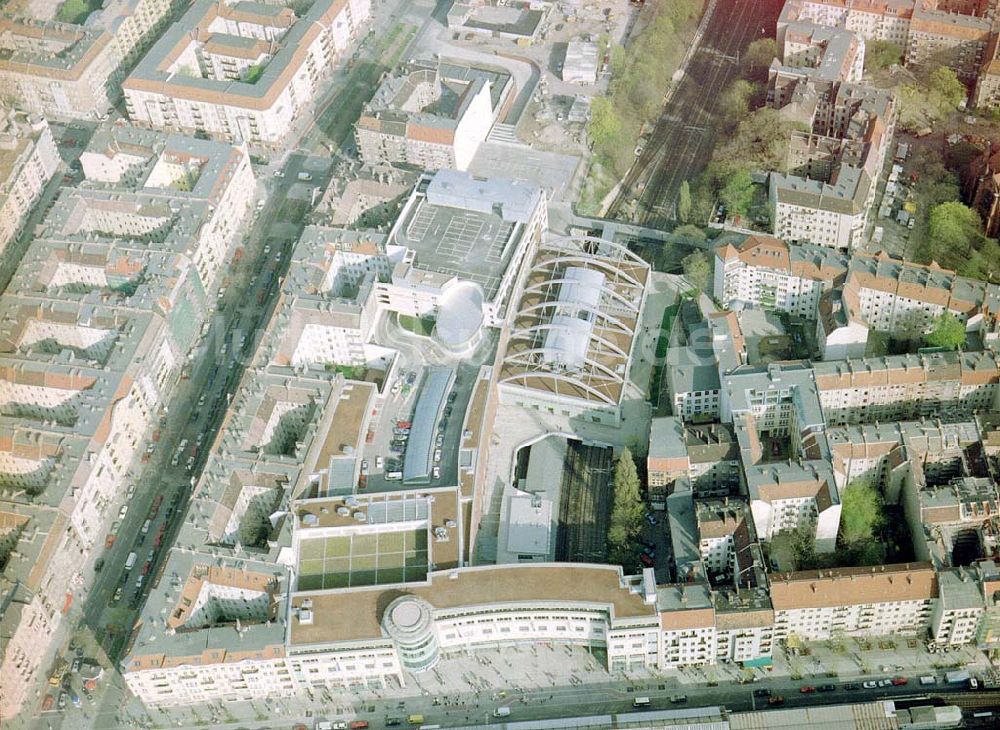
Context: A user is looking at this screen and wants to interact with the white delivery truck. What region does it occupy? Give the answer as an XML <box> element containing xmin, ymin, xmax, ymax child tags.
<box><xmin>124</xmin><ymin>552</ymin><xmax>138</xmax><ymax>570</ymax></box>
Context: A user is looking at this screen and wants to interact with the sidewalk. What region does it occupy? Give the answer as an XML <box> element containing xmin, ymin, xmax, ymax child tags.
<box><xmin>89</xmin><ymin>632</ymin><xmax>996</xmax><ymax>729</ymax></box>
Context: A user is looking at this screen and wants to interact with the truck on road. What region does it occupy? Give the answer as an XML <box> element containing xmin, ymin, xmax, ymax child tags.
<box><xmin>945</xmin><ymin>669</ymin><xmax>970</xmax><ymax>684</ymax></box>
<box><xmin>493</xmin><ymin>707</ymin><xmax>511</xmax><ymax>718</ymax></box>
<box><xmin>124</xmin><ymin>552</ymin><xmax>137</xmax><ymax>571</ymax></box>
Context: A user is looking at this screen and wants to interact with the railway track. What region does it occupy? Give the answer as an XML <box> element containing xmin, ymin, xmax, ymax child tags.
<box><xmin>930</xmin><ymin>690</ymin><xmax>1000</xmax><ymax>710</ymax></box>
<box><xmin>557</xmin><ymin>442</ymin><xmax>613</xmax><ymax>562</ymax></box>
<box><xmin>608</xmin><ymin>0</ymin><xmax>784</xmax><ymax>228</ymax></box>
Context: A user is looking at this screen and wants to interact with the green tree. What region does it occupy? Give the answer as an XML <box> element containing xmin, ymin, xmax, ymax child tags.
<box><xmin>674</xmin><ymin>224</ymin><xmax>706</xmax><ymax>243</ymax></box>
<box><xmin>743</xmin><ymin>38</ymin><xmax>778</xmax><ymax>71</ymax></box>
<box><xmin>626</xmin><ymin>58</ymin><xmax>668</xmax><ymax>120</ymax></box>
<box><xmin>710</xmin><ymin>107</ymin><xmax>803</xmax><ymax>180</ymax></box>
<box><xmin>719</xmin><ymin>79</ymin><xmax>755</xmax><ymax>129</ymax></box>
<box><xmin>928</xmin><ymin>66</ymin><xmax>966</xmax><ymax>112</ymax></box>
<box><xmin>790</xmin><ymin>526</ymin><xmax>818</xmax><ymax>570</ymax></box>
<box><xmin>864</xmin><ymin>40</ymin><xmax>903</xmax><ymax>74</ymax></box>
<box><xmin>927</xmin><ymin>201</ymin><xmax>981</xmax><ymax>265</ymax></box>
<box><xmin>677</xmin><ymin>181</ymin><xmax>693</xmax><ymax>223</ymax></box>
<box><xmin>925</xmin><ymin>312</ymin><xmax>966</xmax><ymax>350</ymax></box>
<box><xmin>681</xmin><ymin>250</ymin><xmax>711</xmax><ymax>291</ymax></box>
<box><xmin>589</xmin><ymin>96</ymin><xmax>624</xmax><ymax>152</ymax></box>
<box><xmin>690</xmin><ymin>181</ymin><xmax>716</xmax><ymax>225</ymax></box>
<box><xmin>839</xmin><ymin>480</ymin><xmax>884</xmax><ymax>546</ymax></box>
<box><xmin>245</xmin><ymin>64</ymin><xmax>264</xmax><ymax>84</ymax></box>
<box><xmin>609</xmin><ymin>44</ymin><xmax>627</xmax><ymax>76</ymax></box>
<box><xmin>957</xmin><ymin>238</ymin><xmax>1000</xmax><ymax>282</ymax></box>
<box><xmin>608</xmin><ymin>447</ymin><xmax>644</xmax><ymax>563</ymax></box>
<box><xmin>719</xmin><ymin>168</ymin><xmax>755</xmax><ymax>219</ymax></box>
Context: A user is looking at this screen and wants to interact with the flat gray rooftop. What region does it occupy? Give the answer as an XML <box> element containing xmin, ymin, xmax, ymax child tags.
<box><xmin>438</xmin><ymin>59</ymin><xmax>511</xmax><ymax>111</ymax></box>
<box><xmin>403</xmin><ymin>367</ymin><xmax>455</xmax><ymax>484</ymax></box>
<box><xmin>399</xmin><ymin>198</ymin><xmax>514</xmax><ymax>298</ymax></box>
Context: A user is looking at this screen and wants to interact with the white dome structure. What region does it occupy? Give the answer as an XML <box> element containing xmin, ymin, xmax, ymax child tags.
<box><xmin>433</xmin><ymin>281</ymin><xmax>484</xmax><ymax>354</ymax></box>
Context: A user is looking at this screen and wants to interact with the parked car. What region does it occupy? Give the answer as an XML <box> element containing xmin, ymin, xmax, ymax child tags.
<box><xmin>767</xmin><ymin>696</ymin><xmax>784</xmax><ymax>706</ymax></box>
<box><xmin>843</xmin><ymin>682</ymin><xmax>861</xmax><ymax>691</ymax></box>
<box><xmin>799</xmin><ymin>686</ymin><xmax>816</xmax><ymax>694</ymax></box>
<box><xmin>753</xmin><ymin>689</ymin><xmax>771</xmax><ymax>698</ymax></box>
<box><xmin>891</xmin><ymin>677</ymin><xmax>908</xmax><ymax>686</ymax></box>
<box><xmin>432</xmin><ymin>467</ymin><xmax>441</xmax><ymax>480</ymax></box>
<box><xmin>862</xmin><ymin>681</ymin><xmax>878</xmax><ymax>689</ymax></box>
<box><xmin>817</xmin><ymin>684</ymin><xmax>836</xmax><ymax>692</ymax></box>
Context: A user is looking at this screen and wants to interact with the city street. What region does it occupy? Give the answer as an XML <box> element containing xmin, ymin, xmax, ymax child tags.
<box><xmin>66</xmin><ymin>639</ymin><xmax>1000</xmax><ymax>730</ymax></box>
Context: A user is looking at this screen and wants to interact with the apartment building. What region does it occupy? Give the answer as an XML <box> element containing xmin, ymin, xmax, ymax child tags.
<box><xmin>647</xmin><ymin>418</ymin><xmax>742</xmax><ymax>507</ymax></box>
<box><xmin>812</xmin><ymin>351</ymin><xmax>1000</xmax><ymax>425</ymax></box>
<box><xmin>356</xmin><ymin>59</ymin><xmax>511</xmax><ymax>171</ymax></box>
<box><xmin>123</xmin><ymin>0</ymin><xmax>371</xmax><ymax>144</ymax></box>
<box><xmin>767</xmin><ymin>81</ymin><xmax>895</xmax><ymax>250</ymax></box>
<box><xmin>777</xmin><ymin>23</ymin><xmax>866</xmax><ymax>85</ymax></box>
<box><xmin>714</xmin><ymin>235</ymin><xmax>849</xmax><ymax>318</ymax></box>
<box><xmin>770</xmin><ymin>563</ymin><xmax>938</xmax><ymax>641</ymax></box>
<box><xmin>0</xmin><ymin>0</ymin><xmax>173</xmax><ymax>119</ymax></box>
<box><xmin>714</xmin><ymin>590</ymin><xmax>775</xmax><ymax>666</ymax></box>
<box><xmin>826</xmin><ymin>419</ymin><xmax>979</xmax><ymax>494</ymax></box>
<box><xmin>720</xmin><ymin>362</ymin><xmax>843</xmax><ymax>551</ymax></box>
<box><xmin>0</xmin><ymin>112</ymin><xmax>59</xmax><ymax>263</ymax></box>
<box><xmin>933</xmin><ymin>568</ymin><xmax>988</xmax><ymax>646</ymax></box>
<box><xmin>716</xmin><ymin>236</ymin><xmax>1000</xmax><ymax>358</ymax></box>
<box><xmin>905</xmin><ymin>474</ymin><xmax>1000</xmax><ymax>565</ymax></box>
<box><xmin>696</xmin><ymin>500</ymin><xmax>756</xmax><ymax>578</ymax></box>
<box><xmin>780</xmin><ymin>0</ymin><xmax>999</xmax><ymax>95</ymax></box>
<box><xmin>271</xmin><ymin>227</ymin><xmax>393</xmax><ymax>371</ymax></box>
<box><xmin>0</xmin><ymin>127</ymin><xmax>253</xmax><ymax>719</ymax></box>
<box><xmin>907</xmin><ymin>5</ymin><xmax>992</xmax><ymax>80</ymax></box>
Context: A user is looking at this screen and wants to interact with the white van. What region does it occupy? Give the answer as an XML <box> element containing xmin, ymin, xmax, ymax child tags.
<box><xmin>385</xmin><ymin>471</ymin><xmax>403</xmax><ymax>481</ymax></box>
<box><xmin>124</xmin><ymin>552</ymin><xmax>138</xmax><ymax>570</ymax></box>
